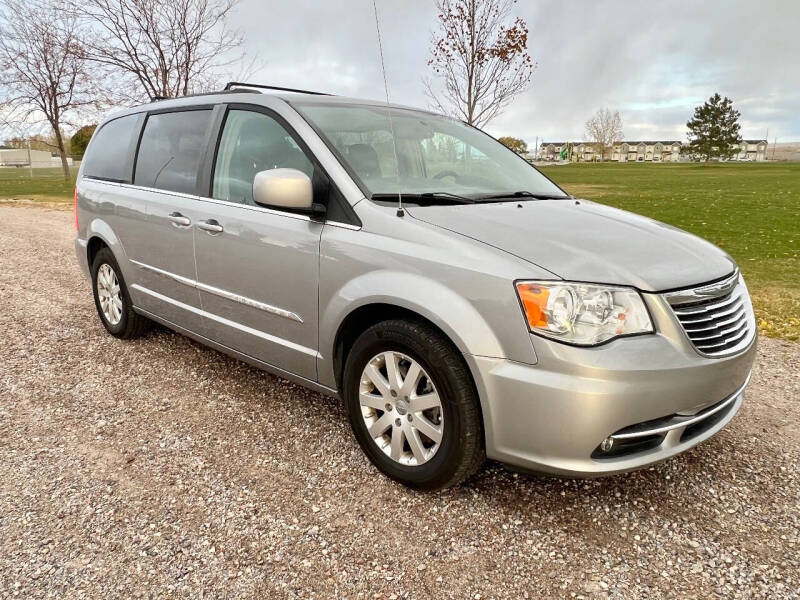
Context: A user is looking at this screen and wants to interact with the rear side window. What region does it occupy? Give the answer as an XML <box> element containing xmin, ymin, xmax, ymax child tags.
<box><xmin>134</xmin><ymin>110</ymin><xmax>212</xmax><ymax>195</ymax></box>
<box><xmin>83</xmin><ymin>114</ymin><xmax>140</xmax><ymax>183</ymax></box>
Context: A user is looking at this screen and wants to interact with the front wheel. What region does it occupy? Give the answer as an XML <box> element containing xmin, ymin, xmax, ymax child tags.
<box><xmin>343</xmin><ymin>319</ymin><xmax>485</xmax><ymax>490</ymax></box>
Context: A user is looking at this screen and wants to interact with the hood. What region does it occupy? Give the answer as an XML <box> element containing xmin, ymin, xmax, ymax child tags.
<box><xmin>406</xmin><ymin>199</ymin><xmax>736</xmax><ymax>292</ymax></box>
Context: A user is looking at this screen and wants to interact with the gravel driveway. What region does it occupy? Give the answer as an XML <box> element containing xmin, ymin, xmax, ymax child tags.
<box><xmin>1</xmin><ymin>204</ymin><xmax>798</xmax><ymax>599</ymax></box>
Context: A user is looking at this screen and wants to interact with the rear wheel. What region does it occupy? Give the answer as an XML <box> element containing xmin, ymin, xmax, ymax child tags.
<box><xmin>343</xmin><ymin>319</ymin><xmax>484</xmax><ymax>490</ymax></box>
<box><xmin>91</xmin><ymin>247</ymin><xmax>151</xmax><ymax>339</ymax></box>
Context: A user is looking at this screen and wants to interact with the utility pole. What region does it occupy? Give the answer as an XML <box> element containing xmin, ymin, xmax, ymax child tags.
<box><xmin>772</xmin><ymin>137</ymin><xmax>777</xmax><ymax>161</ymax></box>
<box><xmin>534</xmin><ymin>136</ymin><xmax>538</xmax><ymax>160</ymax></box>
<box><xmin>26</xmin><ymin>138</ymin><xmax>33</xmax><ymax>178</ymax></box>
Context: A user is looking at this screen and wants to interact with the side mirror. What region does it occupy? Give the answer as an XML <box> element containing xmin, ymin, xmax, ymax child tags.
<box><xmin>252</xmin><ymin>168</ymin><xmax>313</xmax><ymax>211</ymax></box>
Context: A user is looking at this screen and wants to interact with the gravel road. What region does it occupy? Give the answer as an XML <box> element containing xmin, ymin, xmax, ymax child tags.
<box><xmin>1</xmin><ymin>204</ymin><xmax>798</xmax><ymax>599</ymax></box>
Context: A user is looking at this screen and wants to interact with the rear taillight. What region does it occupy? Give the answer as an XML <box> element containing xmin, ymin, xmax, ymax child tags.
<box><xmin>73</xmin><ymin>187</ymin><xmax>78</xmax><ymax>230</ymax></box>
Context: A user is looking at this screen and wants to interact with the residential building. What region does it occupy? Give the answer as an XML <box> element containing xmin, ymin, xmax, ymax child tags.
<box><xmin>612</xmin><ymin>141</ymin><xmax>682</xmax><ymax>162</ymax></box>
<box><xmin>539</xmin><ymin>141</ymin><xmax>682</xmax><ymax>162</ymax></box>
<box><xmin>734</xmin><ymin>140</ymin><xmax>768</xmax><ymax>161</ymax></box>
<box><xmin>537</xmin><ymin>139</ymin><xmax>768</xmax><ymax>163</ymax></box>
<box><xmin>0</xmin><ymin>147</ymin><xmax>74</xmax><ymax>168</ymax></box>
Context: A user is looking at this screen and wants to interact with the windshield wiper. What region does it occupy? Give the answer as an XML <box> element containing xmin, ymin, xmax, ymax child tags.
<box><xmin>419</xmin><ymin>192</ymin><xmax>475</xmax><ymax>204</ymax></box>
<box><xmin>371</xmin><ymin>192</ymin><xmax>475</xmax><ymax>205</ymax></box>
<box><xmin>476</xmin><ymin>191</ymin><xmax>571</xmax><ymax>201</ymax></box>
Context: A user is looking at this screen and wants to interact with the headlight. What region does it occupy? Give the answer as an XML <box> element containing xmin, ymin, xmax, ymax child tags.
<box><xmin>515</xmin><ymin>280</ymin><xmax>654</xmax><ymax>346</ymax></box>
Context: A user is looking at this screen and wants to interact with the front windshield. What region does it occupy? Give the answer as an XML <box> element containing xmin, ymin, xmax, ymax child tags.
<box><xmin>292</xmin><ymin>101</ymin><xmax>567</xmax><ymax>200</ymax></box>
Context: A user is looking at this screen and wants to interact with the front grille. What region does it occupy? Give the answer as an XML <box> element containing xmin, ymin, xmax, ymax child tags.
<box><xmin>665</xmin><ymin>271</ymin><xmax>755</xmax><ymax>357</ymax></box>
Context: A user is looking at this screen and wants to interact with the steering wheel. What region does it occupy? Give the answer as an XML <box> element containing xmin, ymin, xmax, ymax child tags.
<box><xmin>433</xmin><ymin>170</ymin><xmax>459</xmax><ymax>180</ymax></box>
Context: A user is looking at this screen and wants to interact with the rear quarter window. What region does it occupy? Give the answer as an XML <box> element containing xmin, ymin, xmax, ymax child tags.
<box><xmin>134</xmin><ymin>110</ymin><xmax>212</xmax><ymax>195</ymax></box>
<box><xmin>83</xmin><ymin>114</ymin><xmax>140</xmax><ymax>183</ymax></box>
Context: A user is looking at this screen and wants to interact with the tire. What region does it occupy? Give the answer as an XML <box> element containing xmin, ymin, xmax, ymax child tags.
<box><xmin>91</xmin><ymin>247</ymin><xmax>151</xmax><ymax>339</ymax></box>
<box><xmin>343</xmin><ymin>319</ymin><xmax>485</xmax><ymax>490</ymax></box>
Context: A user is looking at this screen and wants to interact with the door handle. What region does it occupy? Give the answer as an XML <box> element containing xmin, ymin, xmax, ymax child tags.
<box><xmin>168</xmin><ymin>212</ymin><xmax>191</xmax><ymax>227</ymax></box>
<box><xmin>197</xmin><ymin>219</ymin><xmax>224</xmax><ymax>234</ymax></box>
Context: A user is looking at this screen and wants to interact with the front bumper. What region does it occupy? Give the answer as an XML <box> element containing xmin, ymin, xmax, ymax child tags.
<box><xmin>468</xmin><ymin>290</ymin><xmax>757</xmax><ymax>477</ymax></box>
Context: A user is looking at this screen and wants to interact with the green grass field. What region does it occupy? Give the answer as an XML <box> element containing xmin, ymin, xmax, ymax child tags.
<box><xmin>1</xmin><ymin>161</ymin><xmax>797</xmax><ymax>340</ymax></box>
<box><xmin>543</xmin><ymin>162</ymin><xmax>799</xmax><ymax>340</ymax></box>
<box><xmin>0</xmin><ymin>166</ymin><xmax>78</xmax><ymax>202</ymax></box>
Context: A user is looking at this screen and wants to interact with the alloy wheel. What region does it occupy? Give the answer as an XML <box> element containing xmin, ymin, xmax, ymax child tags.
<box><xmin>96</xmin><ymin>263</ymin><xmax>123</xmax><ymax>325</ymax></box>
<box><xmin>358</xmin><ymin>351</ymin><xmax>444</xmax><ymax>466</ymax></box>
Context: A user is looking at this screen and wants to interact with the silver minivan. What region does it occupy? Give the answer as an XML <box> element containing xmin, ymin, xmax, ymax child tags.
<box><xmin>75</xmin><ymin>84</ymin><xmax>756</xmax><ymax>490</ymax></box>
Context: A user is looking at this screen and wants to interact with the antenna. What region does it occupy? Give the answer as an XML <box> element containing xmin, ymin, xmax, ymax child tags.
<box><xmin>371</xmin><ymin>0</ymin><xmax>404</xmax><ymax>217</ymax></box>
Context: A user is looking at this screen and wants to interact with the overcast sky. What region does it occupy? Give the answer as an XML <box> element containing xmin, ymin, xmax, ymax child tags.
<box><xmin>231</xmin><ymin>0</ymin><xmax>800</xmax><ymax>144</ymax></box>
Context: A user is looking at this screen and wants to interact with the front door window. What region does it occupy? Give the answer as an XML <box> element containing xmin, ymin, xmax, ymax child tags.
<box><xmin>213</xmin><ymin>110</ymin><xmax>314</xmax><ymax>206</ymax></box>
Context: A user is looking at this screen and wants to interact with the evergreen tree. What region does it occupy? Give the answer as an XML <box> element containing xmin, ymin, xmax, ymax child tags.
<box><xmin>70</xmin><ymin>125</ymin><xmax>97</xmax><ymax>158</ymax></box>
<box><xmin>685</xmin><ymin>93</ymin><xmax>742</xmax><ymax>161</ymax></box>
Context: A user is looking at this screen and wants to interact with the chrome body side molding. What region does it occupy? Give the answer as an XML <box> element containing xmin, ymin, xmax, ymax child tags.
<box><xmin>131</xmin><ymin>284</ymin><xmax>318</xmax><ymax>357</ymax></box>
<box><xmin>130</xmin><ymin>259</ymin><xmax>304</xmax><ymax>323</ymax></box>
<box><xmin>133</xmin><ymin>305</ymin><xmax>338</xmax><ymax>398</ymax></box>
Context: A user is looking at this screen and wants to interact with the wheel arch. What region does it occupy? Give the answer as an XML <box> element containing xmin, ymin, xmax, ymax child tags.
<box><xmin>84</xmin><ymin>219</ymin><xmax>133</xmax><ymax>282</ymax></box>
<box><xmin>320</xmin><ymin>272</ymin><xmax>508</xmax><ymax>393</ymax></box>
<box><xmin>86</xmin><ymin>235</ymin><xmax>108</xmax><ymax>268</ymax></box>
<box><xmin>332</xmin><ymin>303</ymin><xmax>461</xmax><ymax>392</ymax></box>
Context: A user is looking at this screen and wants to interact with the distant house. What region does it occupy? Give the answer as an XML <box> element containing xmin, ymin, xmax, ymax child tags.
<box><xmin>734</xmin><ymin>140</ymin><xmax>768</xmax><ymax>161</ymax></box>
<box><xmin>538</xmin><ymin>142</ymin><xmax>570</xmax><ymax>162</ymax></box>
<box><xmin>0</xmin><ymin>148</ymin><xmax>73</xmax><ymax>168</ymax></box>
<box><xmin>539</xmin><ymin>141</ymin><xmax>682</xmax><ymax>163</ymax></box>
<box><xmin>613</xmin><ymin>141</ymin><xmax>682</xmax><ymax>162</ymax></box>
<box><xmin>538</xmin><ymin>139</ymin><xmax>768</xmax><ymax>162</ymax></box>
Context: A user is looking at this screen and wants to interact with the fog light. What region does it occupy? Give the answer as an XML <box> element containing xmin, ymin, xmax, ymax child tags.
<box><xmin>600</xmin><ymin>436</ymin><xmax>614</xmax><ymax>452</ymax></box>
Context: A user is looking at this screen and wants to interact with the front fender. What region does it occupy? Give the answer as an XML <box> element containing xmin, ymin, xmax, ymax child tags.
<box><xmin>318</xmin><ymin>269</ymin><xmax>533</xmax><ymax>389</ymax></box>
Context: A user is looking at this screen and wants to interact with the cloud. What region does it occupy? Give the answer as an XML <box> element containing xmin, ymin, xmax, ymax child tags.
<box><xmin>3</xmin><ymin>0</ymin><xmax>796</xmax><ymax>144</ymax></box>
<box><xmin>231</xmin><ymin>0</ymin><xmax>800</xmax><ymax>143</ymax></box>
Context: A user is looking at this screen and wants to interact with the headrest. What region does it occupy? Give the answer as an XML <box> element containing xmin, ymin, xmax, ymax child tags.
<box><xmin>347</xmin><ymin>143</ymin><xmax>381</xmax><ymax>178</ymax></box>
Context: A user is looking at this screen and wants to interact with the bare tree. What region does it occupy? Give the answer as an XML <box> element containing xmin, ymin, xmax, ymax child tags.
<box><xmin>425</xmin><ymin>0</ymin><xmax>534</xmax><ymax>127</ymax></box>
<box><xmin>0</xmin><ymin>0</ymin><xmax>97</xmax><ymax>179</ymax></box>
<box><xmin>584</xmin><ymin>108</ymin><xmax>623</xmax><ymax>161</ymax></box>
<box><xmin>71</xmin><ymin>0</ymin><xmax>244</xmax><ymax>101</ymax></box>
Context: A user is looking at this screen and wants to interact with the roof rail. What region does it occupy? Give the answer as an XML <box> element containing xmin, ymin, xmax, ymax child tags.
<box><xmin>224</xmin><ymin>81</ymin><xmax>333</xmax><ymax>96</ymax></box>
<box><xmin>147</xmin><ymin>88</ymin><xmax>261</xmax><ymax>103</ymax></box>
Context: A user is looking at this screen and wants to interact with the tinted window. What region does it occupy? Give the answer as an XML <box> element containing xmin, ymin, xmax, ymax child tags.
<box><xmin>83</xmin><ymin>114</ymin><xmax>140</xmax><ymax>183</ymax></box>
<box><xmin>213</xmin><ymin>110</ymin><xmax>313</xmax><ymax>205</ymax></box>
<box><xmin>135</xmin><ymin>110</ymin><xmax>212</xmax><ymax>194</ymax></box>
